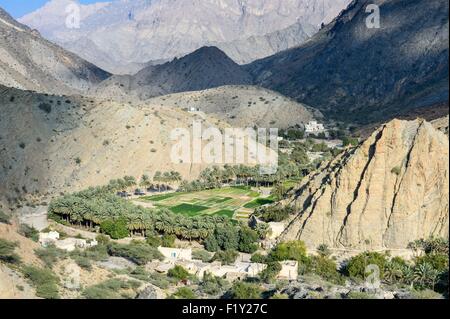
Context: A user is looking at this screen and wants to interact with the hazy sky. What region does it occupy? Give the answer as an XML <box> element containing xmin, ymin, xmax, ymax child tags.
<box><xmin>0</xmin><ymin>0</ymin><xmax>108</xmax><ymax>18</ymax></box>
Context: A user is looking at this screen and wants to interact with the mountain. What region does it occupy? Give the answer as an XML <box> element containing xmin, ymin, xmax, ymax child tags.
<box><xmin>0</xmin><ymin>7</ymin><xmax>110</xmax><ymax>95</ymax></box>
<box><xmin>0</xmin><ymin>83</ymin><xmax>273</xmax><ymax>206</ymax></box>
<box><xmin>148</xmin><ymin>85</ymin><xmax>320</xmax><ymax>129</ymax></box>
<box><xmin>19</xmin><ymin>0</ymin><xmax>351</xmax><ymax>74</ymax></box>
<box><xmin>92</xmin><ymin>46</ymin><xmax>253</xmax><ymax>100</ymax></box>
<box><xmin>0</xmin><ymin>84</ymin><xmax>210</xmax><ymax>205</ymax></box>
<box><xmin>213</xmin><ymin>20</ymin><xmax>317</xmax><ymax>65</ymax></box>
<box><xmin>279</xmin><ymin>118</ymin><xmax>449</xmax><ymax>250</ymax></box>
<box><xmin>248</xmin><ymin>0</ymin><xmax>449</xmax><ymax>124</ymax></box>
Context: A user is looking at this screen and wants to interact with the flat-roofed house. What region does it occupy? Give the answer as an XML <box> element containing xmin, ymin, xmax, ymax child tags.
<box><xmin>277</xmin><ymin>261</ymin><xmax>299</xmax><ymax>281</ymax></box>
<box><xmin>158</xmin><ymin>247</ymin><xmax>192</xmax><ymax>261</ymax></box>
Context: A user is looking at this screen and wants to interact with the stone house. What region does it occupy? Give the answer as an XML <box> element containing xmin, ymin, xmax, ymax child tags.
<box><xmin>277</xmin><ymin>261</ymin><xmax>299</xmax><ymax>281</ymax></box>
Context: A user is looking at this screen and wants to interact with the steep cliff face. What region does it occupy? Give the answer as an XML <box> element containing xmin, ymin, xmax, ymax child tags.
<box><xmin>248</xmin><ymin>0</ymin><xmax>449</xmax><ymax>124</ymax></box>
<box><xmin>281</xmin><ymin>119</ymin><xmax>449</xmax><ymax>250</ymax></box>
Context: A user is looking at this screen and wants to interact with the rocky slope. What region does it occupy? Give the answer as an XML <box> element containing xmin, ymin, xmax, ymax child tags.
<box><xmin>248</xmin><ymin>0</ymin><xmax>449</xmax><ymax>124</ymax></box>
<box><xmin>92</xmin><ymin>47</ymin><xmax>253</xmax><ymax>101</ymax></box>
<box><xmin>19</xmin><ymin>0</ymin><xmax>351</xmax><ymax>74</ymax></box>
<box><xmin>148</xmin><ymin>85</ymin><xmax>320</xmax><ymax>129</ymax></box>
<box><xmin>280</xmin><ymin>119</ymin><xmax>449</xmax><ymax>250</ymax></box>
<box><xmin>0</xmin><ymin>7</ymin><xmax>110</xmax><ymax>95</ymax></box>
<box><xmin>0</xmin><ymin>84</ymin><xmax>266</xmax><ymax>206</ymax></box>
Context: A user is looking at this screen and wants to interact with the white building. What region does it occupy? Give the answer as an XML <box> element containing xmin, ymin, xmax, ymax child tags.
<box><xmin>277</xmin><ymin>261</ymin><xmax>299</xmax><ymax>281</ymax></box>
<box><xmin>158</xmin><ymin>247</ymin><xmax>192</xmax><ymax>261</ymax></box>
<box><xmin>54</xmin><ymin>238</ymin><xmax>98</xmax><ymax>252</ymax></box>
<box><xmin>38</xmin><ymin>231</ymin><xmax>97</xmax><ymax>252</ymax></box>
<box><xmin>305</xmin><ymin>121</ymin><xmax>325</xmax><ymax>134</ymax></box>
<box><xmin>39</xmin><ymin>231</ymin><xmax>60</xmax><ymax>246</ymax></box>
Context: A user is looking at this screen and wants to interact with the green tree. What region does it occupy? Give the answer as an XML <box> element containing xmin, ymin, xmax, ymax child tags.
<box><xmin>214</xmin><ymin>250</ymin><xmax>238</xmax><ymax>265</ymax></box>
<box><xmin>268</xmin><ymin>241</ymin><xmax>308</xmax><ymax>263</ymax></box>
<box><xmin>229</xmin><ymin>282</ymin><xmax>261</xmax><ymax>299</ymax></box>
<box><xmin>0</xmin><ymin>239</ymin><xmax>21</xmax><ymax>264</ymax></box>
<box><xmin>238</xmin><ymin>227</ymin><xmax>259</xmax><ymax>253</ymax></box>
<box><xmin>100</xmin><ymin>218</ymin><xmax>129</xmax><ymax>239</ymax></box>
<box><xmin>259</xmin><ymin>262</ymin><xmax>282</xmax><ymax>283</ymax></box>
<box><xmin>345</xmin><ymin>252</ymin><xmax>387</xmax><ymax>279</ymax></box>
<box><xmin>168</xmin><ymin>265</ymin><xmax>190</xmax><ymax>281</ymax></box>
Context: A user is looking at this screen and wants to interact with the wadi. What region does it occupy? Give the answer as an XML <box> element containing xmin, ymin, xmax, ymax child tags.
<box><xmin>0</xmin><ymin>0</ymin><xmax>448</xmax><ymax>301</ymax></box>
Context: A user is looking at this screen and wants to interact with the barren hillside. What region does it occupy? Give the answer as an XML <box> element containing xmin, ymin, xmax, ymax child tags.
<box><xmin>0</xmin><ymin>85</ymin><xmax>264</xmax><ymax>206</ymax></box>
<box><xmin>0</xmin><ymin>7</ymin><xmax>110</xmax><ymax>95</ymax></box>
<box><xmin>148</xmin><ymin>85</ymin><xmax>320</xmax><ymax>129</ymax></box>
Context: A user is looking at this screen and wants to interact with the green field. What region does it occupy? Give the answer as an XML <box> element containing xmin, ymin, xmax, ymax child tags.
<box><xmin>243</xmin><ymin>197</ymin><xmax>275</xmax><ymax>209</ymax></box>
<box><xmin>139</xmin><ymin>187</ymin><xmax>272</xmax><ymax>219</ymax></box>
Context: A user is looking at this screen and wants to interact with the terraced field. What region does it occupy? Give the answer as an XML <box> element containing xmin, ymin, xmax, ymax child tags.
<box><xmin>139</xmin><ymin>187</ymin><xmax>273</xmax><ymax>220</ymax></box>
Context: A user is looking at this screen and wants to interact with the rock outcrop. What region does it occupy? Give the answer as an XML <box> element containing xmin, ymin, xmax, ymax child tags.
<box><xmin>280</xmin><ymin>119</ymin><xmax>449</xmax><ymax>250</ymax></box>
<box><xmin>0</xmin><ymin>7</ymin><xmax>110</xmax><ymax>95</ymax></box>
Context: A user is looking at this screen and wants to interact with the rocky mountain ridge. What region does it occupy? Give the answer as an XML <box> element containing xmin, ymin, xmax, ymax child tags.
<box><xmin>0</xmin><ymin>7</ymin><xmax>110</xmax><ymax>95</ymax></box>
<box><xmin>247</xmin><ymin>0</ymin><xmax>449</xmax><ymax>124</ymax></box>
<box><xmin>280</xmin><ymin>118</ymin><xmax>449</xmax><ymax>250</ymax></box>
<box><xmin>19</xmin><ymin>0</ymin><xmax>351</xmax><ymax>74</ymax></box>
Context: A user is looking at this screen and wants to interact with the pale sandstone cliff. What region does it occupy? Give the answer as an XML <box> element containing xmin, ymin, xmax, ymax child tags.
<box><xmin>280</xmin><ymin>119</ymin><xmax>449</xmax><ymax>250</ymax></box>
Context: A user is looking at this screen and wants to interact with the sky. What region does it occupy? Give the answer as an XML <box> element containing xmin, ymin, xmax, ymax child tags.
<box><xmin>0</xmin><ymin>0</ymin><xmax>108</xmax><ymax>18</ymax></box>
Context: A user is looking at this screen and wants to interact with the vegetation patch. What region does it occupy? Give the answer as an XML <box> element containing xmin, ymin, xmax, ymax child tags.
<box><xmin>22</xmin><ymin>265</ymin><xmax>59</xmax><ymax>299</ymax></box>
<box><xmin>243</xmin><ymin>198</ymin><xmax>275</xmax><ymax>209</ymax></box>
<box><xmin>212</xmin><ymin>210</ymin><xmax>235</xmax><ymax>218</ymax></box>
<box><xmin>169</xmin><ymin>203</ymin><xmax>209</xmax><ymax>216</ymax></box>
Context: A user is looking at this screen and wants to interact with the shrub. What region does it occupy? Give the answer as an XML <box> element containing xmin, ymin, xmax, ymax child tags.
<box><xmin>229</xmin><ymin>282</ymin><xmax>261</xmax><ymax>299</ymax></box>
<box><xmin>35</xmin><ymin>245</ymin><xmax>67</xmax><ymax>268</ymax></box>
<box><xmin>161</xmin><ymin>234</ymin><xmax>176</xmax><ymax>248</ymax></box>
<box><xmin>96</xmin><ymin>234</ymin><xmax>110</xmax><ymax>245</ymax></box>
<box><xmin>268</xmin><ymin>241</ymin><xmax>308</xmax><ymax>263</ymax></box>
<box><xmin>18</xmin><ymin>224</ymin><xmax>39</xmax><ymax>242</ymax></box>
<box><xmin>200</xmin><ymin>272</ymin><xmax>230</xmax><ymax>296</ymax></box>
<box><xmin>72</xmin><ymin>255</ymin><xmax>92</xmax><ymax>270</ymax></box>
<box><xmin>168</xmin><ymin>265</ymin><xmax>190</xmax><ymax>281</ymax></box>
<box><xmin>238</xmin><ymin>227</ymin><xmax>259</xmax><ymax>253</ymax></box>
<box><xmin>391</xmin><ymin>166</ymin><xmax>401</xmax><ymax>175</ymax></box>
<box><xmin>71</xmin><ymin>245</ymin><xmax>109</xmax><ymax>263</ymax></box>
<box><xmin>100</xmin><ymin>218</ymin><xmax>129</xmax><ymax>239</ymax></box>
<box><xmin>250</xmin><ymin>253</ymin><xmax>267</xmax><ymax>264</ymax></box>
<box><xmin>310</xmin><ymin>256</ymin><xmax>342</xmax><ymax>283</ymax></box>
<box><xmin>146</xmin><ymin>234</ymin><xmax>162</xmax><ymax>247</ymax></box>
<box><xmin>316</xmin><ymin>244</ymin><xmax>331</xmax><ymax>257</ymax></box>
<box><xmin>107</xmin><ymin>242</ymin><xmax>163</xmax><ymax>265</ymax></box>
<box><xmin>192</xmin><ymin>249</ymin><xmax>213</xmax><ymax>262</ymax></box>
<box><xmin>344</xmin><ymin>252</ymin><xmax>387</xmax><ymax>280</ymax></box>
<box><xmin>38</xmin><ymin>103</ymin><xmax>52</xmax><ymax>114</ymax></box>
<box><xmin>22</xmin><ymin>265</ymin><xmax>59</xmax><ymax>299</ymax></box>
<box><xmin>0</xmin><ymin>239</ymin><xmax>21</xmax><ymax>264</ymax></box>
<box><xmin>213</xmin><ymin>250</ymin><xmax>238</xmax><ymax>265</ymax></box>
<box><xmin>259</xmin><ymin>206</ymin><xmax>292</xmax><ymax>223</ymax></box>
<box><xmin>83</xmin><ymin>279</ymin><xmax>138</xmax><ymax>299</ymax></box>
<box><xmin>169</xmin><ymin>287</ymin><xmax>197</xmax><ymax>299</ymax></box>
<box><xmin>0</xmin><ymin>210</ymin><xmax>11</xmax><ymax>224</ymax></box>
<box><xmin>259</xmin><ymin>262</ymin><xmax>282</xmax><ymax>283</ymax></box>
<box><xmin>147</xmin><ymin>272</ymin><xmax>173</xmax><ymax>289</ymax></box>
